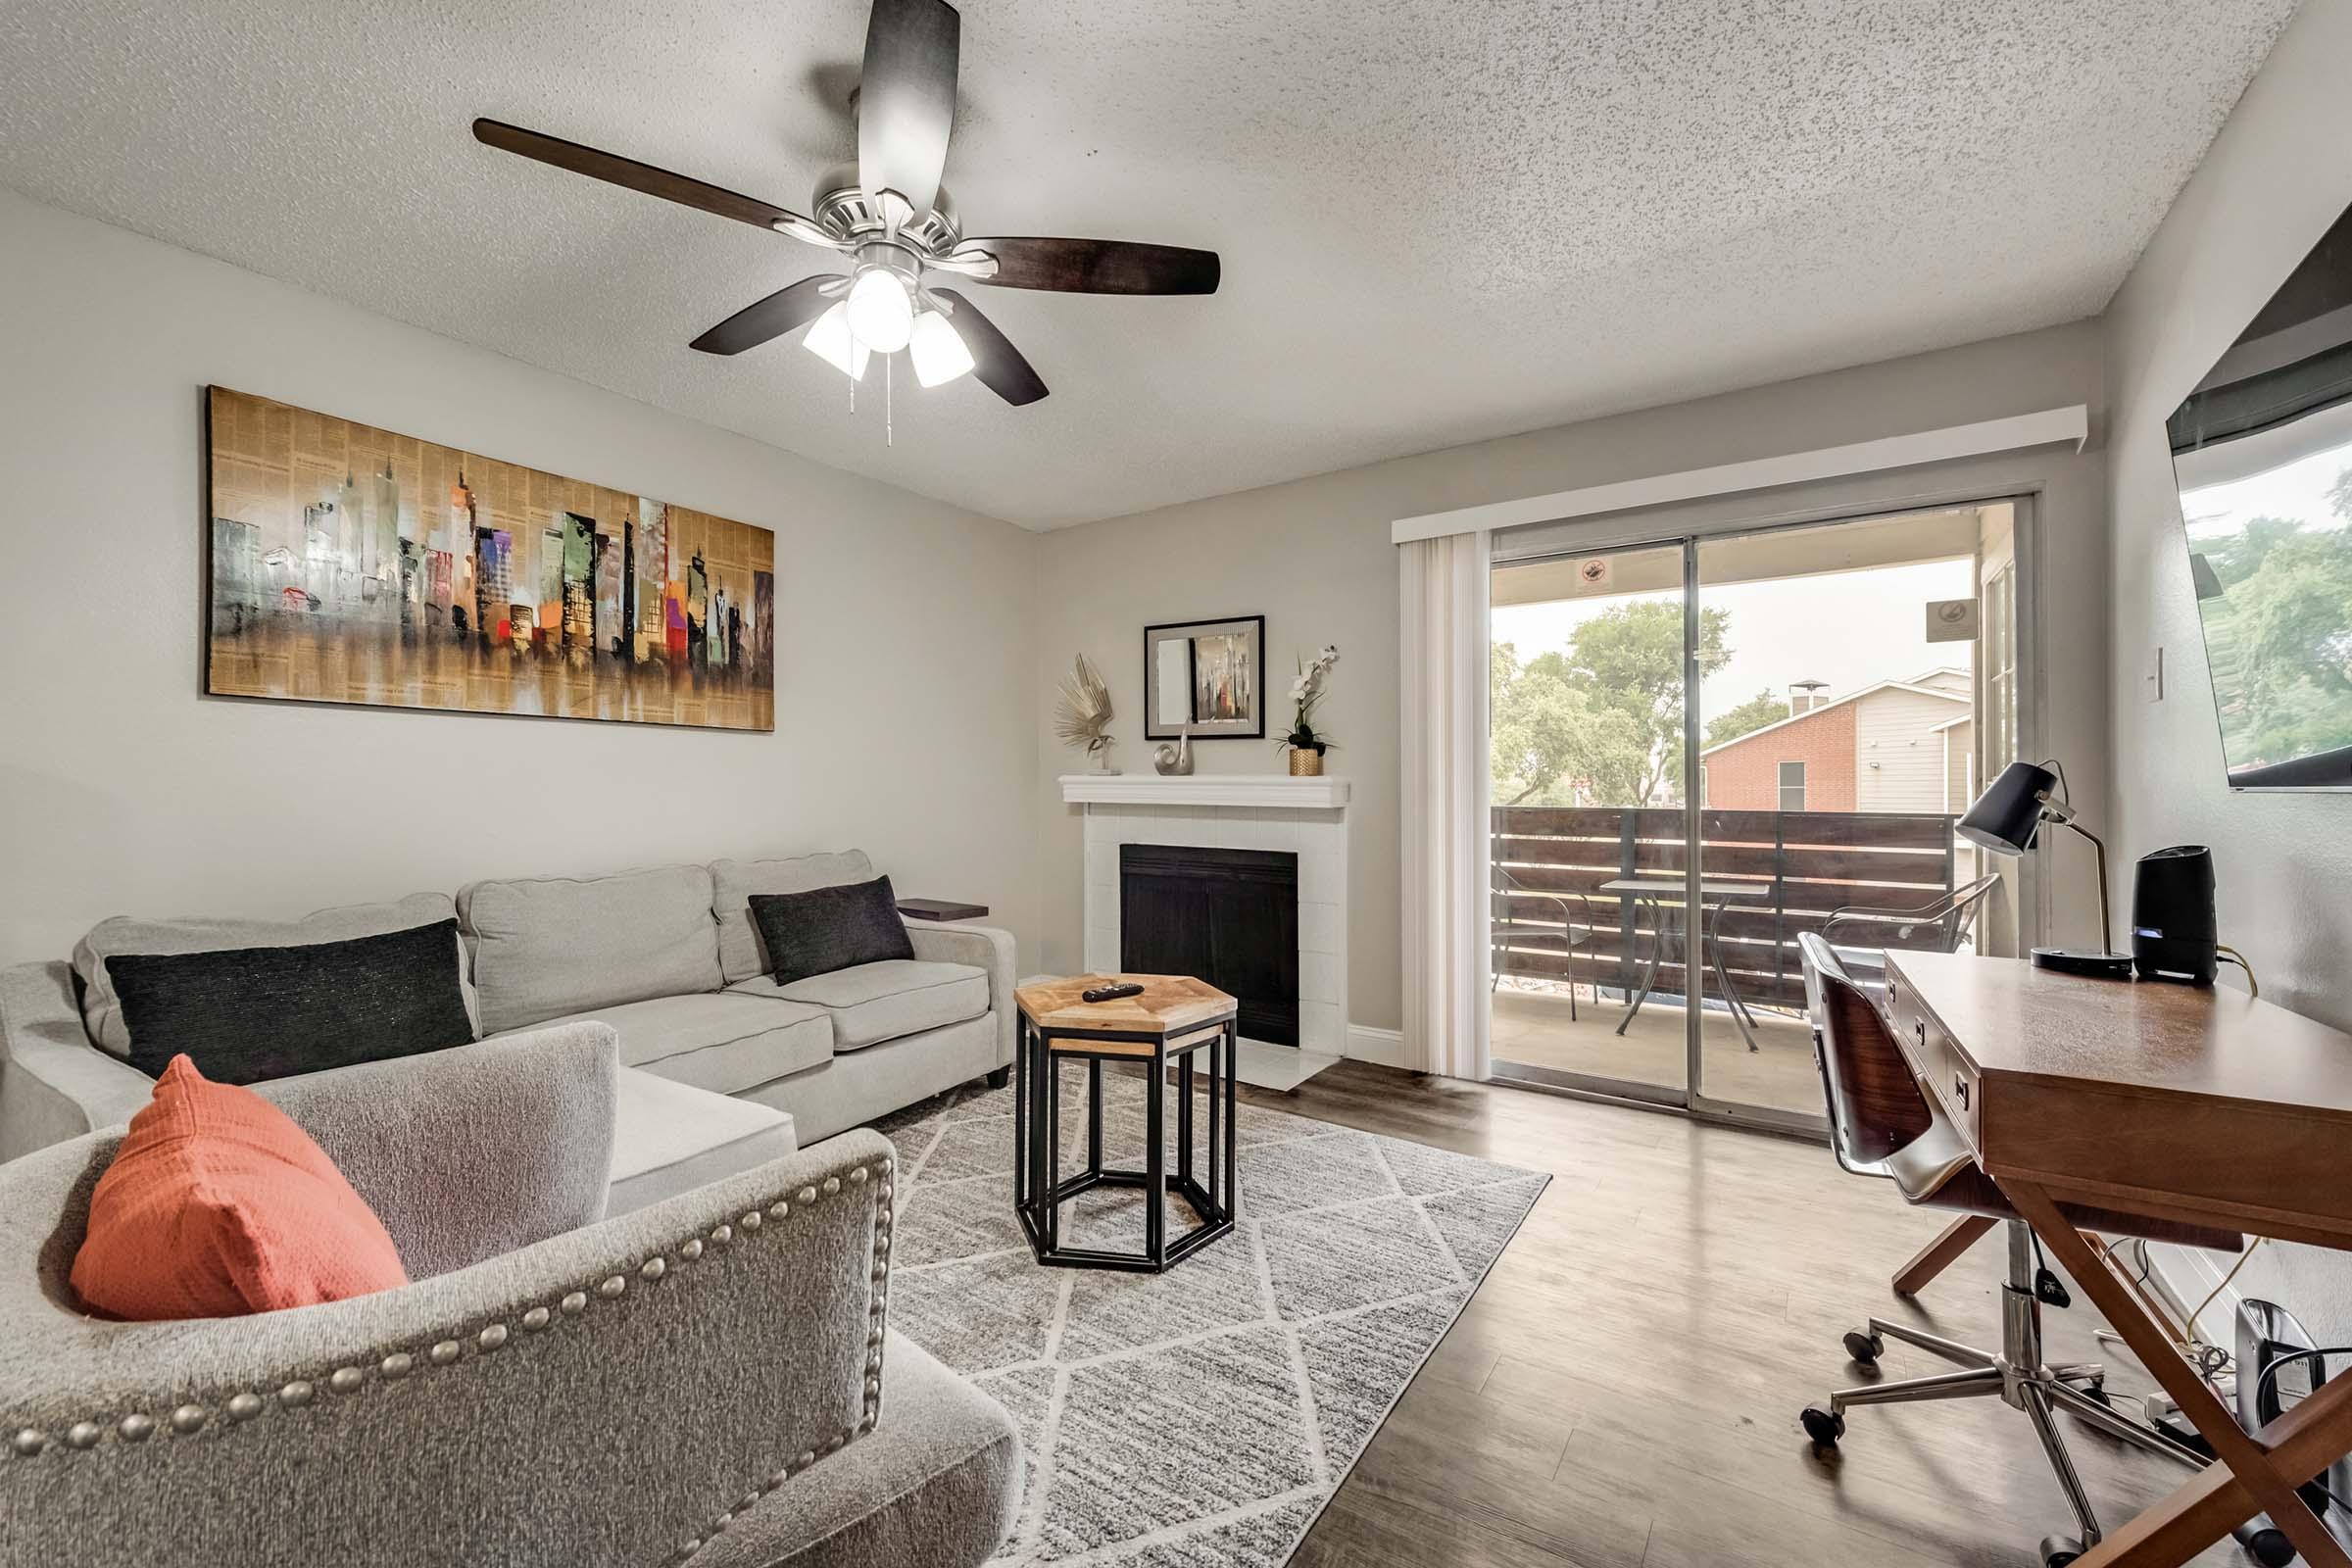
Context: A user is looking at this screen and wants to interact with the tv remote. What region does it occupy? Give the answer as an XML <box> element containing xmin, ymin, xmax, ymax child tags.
<box><xmin>1082</xmin><ymin>981</ymin><xmax>1146</xmax><ymax>1004</ymax></box>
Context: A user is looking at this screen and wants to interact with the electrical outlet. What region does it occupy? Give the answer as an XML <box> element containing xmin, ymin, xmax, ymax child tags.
<box><xmin>2144</xmin><ymin>646</ymin><xmax>2165</xmax><ymax>703</ymax></box>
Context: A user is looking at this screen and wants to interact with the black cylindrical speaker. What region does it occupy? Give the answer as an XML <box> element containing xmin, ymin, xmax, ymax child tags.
<box><xmin>2132</xmin><ymin>845</ymin><xmax>2217</xmax><ymax>984</ymax></box>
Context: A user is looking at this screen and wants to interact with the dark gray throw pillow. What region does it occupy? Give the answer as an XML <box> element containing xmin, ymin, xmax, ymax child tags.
<box><xmin>109</xmin><ymin>918</ymin><xmax>476</xmax><ymax>1085</ymax></box>
<box><xmin>749</xmin><ymin>876</ymin><xmax>915</xmax><ymax>985</ymax></box>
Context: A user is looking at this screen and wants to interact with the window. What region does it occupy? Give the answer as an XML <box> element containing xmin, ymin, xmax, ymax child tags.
<box><xmin>1778</xmin><ymin>760</ymin><xmax>1806</xmax><ymax>811</ymax></box>
<box><xmin>1982</xmin><ymin>561</ymin><xmax>2018</xmax><ymax>770</ymax></box>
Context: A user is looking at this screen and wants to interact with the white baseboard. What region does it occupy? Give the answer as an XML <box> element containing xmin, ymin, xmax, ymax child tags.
<box><xmin>1346</xmin><ymin>1023</ymin><xmax>1410</xmax><ymax>1069</ymax></box>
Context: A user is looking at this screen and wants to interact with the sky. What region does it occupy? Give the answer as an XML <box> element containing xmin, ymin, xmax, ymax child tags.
<box><xmin>1493</xmin><ymin>556</ymin><xmax>1977</xmax><ymax>724</ymax></box>
<box><xmin>2179</xmin><ymin>429</ymin><xmax>2352</xmax><ymax>544</ymax></box>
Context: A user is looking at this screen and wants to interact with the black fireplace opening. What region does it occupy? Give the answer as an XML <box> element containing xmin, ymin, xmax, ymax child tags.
<box><xmin>1120</xmin><ymin>844</ymin><xmax>1298</xmax><ymax>1046</ymax></box>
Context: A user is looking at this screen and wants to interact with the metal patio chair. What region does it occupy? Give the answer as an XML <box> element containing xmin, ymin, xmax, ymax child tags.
<box><xmin>1491</xmin><ymin>861</ymin><xmax>1603</xmax><ymax>1020</ymax></box>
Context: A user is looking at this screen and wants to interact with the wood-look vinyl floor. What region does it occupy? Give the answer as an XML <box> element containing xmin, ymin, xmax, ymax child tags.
<box><xmin>1244</xmin><ymin>1061</ymin><xmax>2233</xmax><ymax>1568</ymax></box>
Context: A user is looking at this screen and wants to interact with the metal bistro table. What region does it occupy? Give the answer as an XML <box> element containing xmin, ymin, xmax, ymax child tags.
<box><xmin>1599</xmin><ymin>876</ymin><xmax>1772</xmax><ymax>1052</ymax></box>
<box><xmin>1012</xmin><ymin>974</ymin><xmax>1239</xmax><ymax>1273</ymax></box>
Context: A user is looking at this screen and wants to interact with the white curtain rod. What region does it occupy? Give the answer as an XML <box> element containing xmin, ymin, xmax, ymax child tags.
<box><xmin>1389</xmin><ymin>405</ymin><xmax>2088</xmax><ymax>545</ymax></box>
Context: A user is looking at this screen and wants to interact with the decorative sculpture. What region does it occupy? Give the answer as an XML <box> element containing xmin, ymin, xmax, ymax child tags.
<box><xmin>1054</xmin><ymin>654</ymin><xmax>1117</xmax><ymax>774</ymax></box>
<box><xmin>1152</xmin><ymin>725</ymin><xmax>1194</xmax><ymax>776</ymax></box>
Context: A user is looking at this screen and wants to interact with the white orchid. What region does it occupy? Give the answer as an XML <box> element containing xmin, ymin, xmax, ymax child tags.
<box><xmin>1282</xmin><ymin>644</ymin><xmax>1340</xmax><ymax>753</ymax></box>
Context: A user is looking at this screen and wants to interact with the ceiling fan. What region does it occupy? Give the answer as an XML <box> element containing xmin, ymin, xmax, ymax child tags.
<box><xmin>472</xmin><ymin>0</ymin><xmax>1219</xmax><ymax>411</ymax></box>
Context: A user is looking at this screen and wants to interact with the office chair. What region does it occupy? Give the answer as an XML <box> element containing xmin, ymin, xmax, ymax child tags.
<box><xmin>1798</xmin><ymin>913</ymin><xmax>1996</xmax><ymax>1298</ymax></box>
<box><xmin>1795</xmin><ymin>933</ymin><xmax>2243</xmax><ymax>1568</ymax></box>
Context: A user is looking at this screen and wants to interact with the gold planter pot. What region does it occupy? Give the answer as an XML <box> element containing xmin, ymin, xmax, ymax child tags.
<box><xmin>1288</xmin><ymin>748</ymin><xmax>1324</xmax><ymax>777</ymax></box>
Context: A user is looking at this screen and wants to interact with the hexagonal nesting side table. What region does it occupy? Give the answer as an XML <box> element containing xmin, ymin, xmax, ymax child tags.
<box><xmin>1012</xmin><ymin>973</ymin><xmax>1239</xmax><ymax>1272</ymax></box>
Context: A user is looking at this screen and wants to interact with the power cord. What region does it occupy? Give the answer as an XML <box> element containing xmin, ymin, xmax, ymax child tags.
<box><xmin>2250</xmin><ymin>1347</ymin><xmax>2352</xmax><ymax>1517</ymax></box>
<box><xmin>2190</xmin><ymin>1239</ymin><xmax>2265</xmax><ymax>1337</ymax></box>
<box><xmin>2216</xmin><ymin>944</ymin><xmax>2259</xmax><ymax>999</ymax></box>
<box><xmin>2256</xmin><ymin>1346</ymin><xmax>2352</xmax><ymax>1406</ymax></box>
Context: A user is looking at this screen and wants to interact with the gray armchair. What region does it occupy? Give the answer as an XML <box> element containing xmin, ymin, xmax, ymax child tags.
<box><xmin>0</xmin><ymin>1025</ymin><xmax>1019</xmax><ymax>1568</ymax></box>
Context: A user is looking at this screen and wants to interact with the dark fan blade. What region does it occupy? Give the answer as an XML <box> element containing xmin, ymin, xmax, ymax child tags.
<box><xmin>858</xmin><ymin>0</ymin><xmax>959</xmax><ymax>219</ymax></box>
<box><xmin>473</xmin><ymin>118</ymin><xmax>819</xmax><ymax>236</ymax></box>
<box><xmin>691</xmin><ymin>276</ymin><xmax>843</xmax><ymax>356</ymax></box>
<box><xmin>958</xmin><ymin>237</ymin><xmax>1220</xmax><ymax>295</ymax></box>
<box><xmin>930</xmin><ymin>288</ymin><xmax>1048</xmax><ymax>406</ymax></box>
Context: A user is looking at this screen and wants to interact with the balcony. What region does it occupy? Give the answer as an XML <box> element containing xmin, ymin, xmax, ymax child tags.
<box><xmin>1491</xmin><ymin>805</ymin><xmax>1966</xmax><ymax>1114</ymax></box>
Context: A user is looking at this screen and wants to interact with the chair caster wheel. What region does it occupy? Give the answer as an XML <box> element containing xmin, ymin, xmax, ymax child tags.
<box><xmin>1800</xmin><ymin>1405</ymin><xmax>1844</xmax><ymax>1446</ymax></box>
<box><xmin>2038</xmin><ymin>1535</ymin><xmax>2082</xmax><ymax>1567</ymax></box>
<box><xmin>2242</xmin><ymin>1525</ymin><xmax>2296</xmax><ymax>1567</ymax></box>
<box><xmin>1842</xmin><ymin>1330</ymin><xmax>1884</xmax><ymax>1366</ymax></box>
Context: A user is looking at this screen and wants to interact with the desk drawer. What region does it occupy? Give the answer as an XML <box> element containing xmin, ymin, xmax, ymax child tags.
<box><xmin>1943</xmin><ymin>1054</ymin><xmax>1982</xmax><ymax>1150</ymax></box>
<box><xmin>1884</xmin><ymin>975</ymin><xmax>1946</xmax><ymax>1086</ymax></box>
<box><xmin>1885</xmin><ymin>978</ymin><xmax>1978</xmax><ymax>1151</ymax></box>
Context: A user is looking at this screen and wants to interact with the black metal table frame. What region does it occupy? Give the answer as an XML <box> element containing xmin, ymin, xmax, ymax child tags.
<box><xmin>1601</xmin><ymin>880</ymin><xmax>1768</xmax><ymax>1053</ymax></box>
<box><xmin>1013</xmin><ymin>1010</ymin><xmax>1239</xmax><ymax>1272</ymax></box>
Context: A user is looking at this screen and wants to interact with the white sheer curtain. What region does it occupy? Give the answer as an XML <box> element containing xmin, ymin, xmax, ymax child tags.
<box><xmin>1398</xmin><ymin>529</ymin><xmax>1492</xmax><ymax>1079</ymax></box>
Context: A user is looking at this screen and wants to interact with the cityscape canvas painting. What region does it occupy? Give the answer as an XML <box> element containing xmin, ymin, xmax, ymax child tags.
<box><xmin>205</xmin><ymin>387</ymin><xmax>776</xmax><ymax>731</ymax></box>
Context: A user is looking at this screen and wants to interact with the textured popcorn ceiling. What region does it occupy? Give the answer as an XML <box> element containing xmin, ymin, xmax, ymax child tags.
<box><xmin>0</xmin><ymin>1</ymin><xmax>2299</xmax><ymax>528</ymax></box>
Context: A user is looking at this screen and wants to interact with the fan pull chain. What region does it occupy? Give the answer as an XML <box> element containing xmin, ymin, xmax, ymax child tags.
<box><xmin>885</xmin><ymin>354</ymin><xmax>895</xmax><ymax>448</ymax></box>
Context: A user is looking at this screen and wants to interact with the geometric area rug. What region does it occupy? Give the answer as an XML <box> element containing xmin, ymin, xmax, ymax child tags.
<box><xmin>877</xmin><ymin>1067</ymin><xmax>1549</xmax><ymax>1566</ymax></box>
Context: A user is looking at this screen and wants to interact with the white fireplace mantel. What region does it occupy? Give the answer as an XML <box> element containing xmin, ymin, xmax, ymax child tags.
<box><xmin>1063</xmin><ymin>772</ymin><xmax>1350</xmax><ymax>1090</ymax></box>
<box><xmin>1058</xmin><ymin>773</ymin><xmax>1350</xmax><ymax>810</ymax></box>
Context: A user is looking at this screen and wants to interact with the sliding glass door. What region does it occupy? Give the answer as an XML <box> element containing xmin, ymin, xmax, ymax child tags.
<box><xmin>1488</xmin><ymin>502</ymin><xmax>2026</xmax><ymax>1129</ymax></box>
<box><xmin>1489</xmin><ymin>543</ymin><xmax>1690</xmax><ymax>1103</ymax></box>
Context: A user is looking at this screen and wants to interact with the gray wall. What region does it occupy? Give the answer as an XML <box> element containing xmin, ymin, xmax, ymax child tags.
<box><xmin>2103</xmin><ymin>0</ymin><xmax>2352</xmax><ymax>1340</ymax></box>
<box><xmin>0</xmin><ymin>189</ymin><xmax>1042</xmax><ymax>968</ymax></box>
<box><xmin>1034</xmin><ymin>320</ymin><xmax>2108</xmax><ymax>1041</ymax></box>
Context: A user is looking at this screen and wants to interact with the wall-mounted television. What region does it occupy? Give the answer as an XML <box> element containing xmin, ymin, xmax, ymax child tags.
<box><xmin>2170</xmin><ymin>201</ymin><xmax>2352</xmax><ymax>790</ymax></box>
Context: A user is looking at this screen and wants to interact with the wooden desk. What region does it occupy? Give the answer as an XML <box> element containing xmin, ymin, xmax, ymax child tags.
<box><xmin>1886</xmin><ymin>952</ymin><xmax>2352</xmax><ymax>1567</ymax></box>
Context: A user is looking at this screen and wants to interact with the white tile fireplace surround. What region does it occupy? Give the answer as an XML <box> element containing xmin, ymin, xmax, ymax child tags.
<box><xmin>1059</xmin><ymin>773</ymin><xmax>1348</xmax><ymax>1092</ymax></box>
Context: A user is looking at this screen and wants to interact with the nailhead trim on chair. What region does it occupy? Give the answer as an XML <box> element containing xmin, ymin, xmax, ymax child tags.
<box><xmin>664</xmin><ymin>1154</ymin><xmax>895</xmax><ymax>1567</ymax></box>
<box><xmin>5</xmin><ymin>1149</ymin><xmax>898</xmax><ymax>1517</ymax></box>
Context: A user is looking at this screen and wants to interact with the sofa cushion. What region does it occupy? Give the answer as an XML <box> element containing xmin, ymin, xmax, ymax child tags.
<box><xmin>461</xmin><ymin>864</ymin><xmax>722</xmax><ymax>1035</ymax></box>
<box><xmin>511</xmin><ymin>993</ymin><xmax>831</xmax><ymax>1097</ymax></box>
<box><xmin>74</xmin><ymin>892</ymin><xmax>476</xmax><ymax>1057</ymax></box>
<box><xmin>732</xmin><ymin>959</ymin><xmax>988</xmax><ymax>1052</ymax></box>
<box><xmin>70</xmin><ymin>1055</ymin><xmax>410</xmax><ymax>1320</ymax></box>
<box><xmin>749</xmin><ymin>876</ymin><xmax>915</xmax><ymax>986</ymax></box>
<box><xmin>607</xmin><ymin>1067</ymin><xmax>798</xmax><ymax>1216</ymax></box>
<box><xmin>710</xmin><ymin>850</ymin><xmax>874</xmax><ymax>985</ymax></box>
<box><xmin>109</xmin><ymin>919</ymin><xmax>475</xmax><ymax>1085</ymax></box>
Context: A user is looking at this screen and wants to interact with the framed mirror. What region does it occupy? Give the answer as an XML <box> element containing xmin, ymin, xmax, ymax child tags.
<box><xmin>2170</xmin><ymin>201</ymin><xmax>2352</xmax><ymax>789</ymax></box>
<box><xmin>1144</xmin><ymin>614</ymin><xmax>1263</xmax><ymax>740</ymax></box>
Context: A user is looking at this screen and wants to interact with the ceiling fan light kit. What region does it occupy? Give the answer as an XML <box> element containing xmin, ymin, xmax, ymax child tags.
<box><xmin>471</xmin><ymin>0</ymin><xmax>1219</xmax><ymax>430</ymax></box>
<box><xmin>909</xmin><ymin>307</ymin><xmax>977</xmax><ymax>387</ymax></box>
<box><xmin>845</xmin><ymin>266</ymin><xmax>916</xmax><ymax>355</ymax></box>
<box><xmin>802</xmin><ymin>302</ymin><xmax>872</xmax><ymax>381</ymax></box>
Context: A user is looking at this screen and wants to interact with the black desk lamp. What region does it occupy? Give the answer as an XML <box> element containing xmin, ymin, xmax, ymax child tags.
<box><xmin>1957</xmin><ymin>760</ymin><xmax>2134</xmax><ymax>979</ymax></box>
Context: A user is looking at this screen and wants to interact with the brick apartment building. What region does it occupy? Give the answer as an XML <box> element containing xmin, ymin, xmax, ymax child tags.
<box><xmin>1698</xmin><ymin>669</ymin><xmax>1973</xmax><ymax>814</ymax></box>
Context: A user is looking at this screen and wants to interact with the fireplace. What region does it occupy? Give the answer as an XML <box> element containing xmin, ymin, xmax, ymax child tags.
<box><xmin>1064</xmin><ymin>772</ymin><xmax>1350</xmax><ymax>1087</ymax></box>
<box><xmin>1119</xmin><ymin>844</ymin><xmax>1299</xmax><ymax>1046</ymax></box>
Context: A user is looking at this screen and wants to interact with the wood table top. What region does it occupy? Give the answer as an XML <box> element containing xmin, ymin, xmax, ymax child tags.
<box><xmin>1888</xmin><ymin>951</ymin><xmax>2352</xmax><ymax>1117</ymax></box>
<box><xmin>1015</xmin><ymin>973</ymin><xmax>1237</xmax><ymax>1036</ymax></box>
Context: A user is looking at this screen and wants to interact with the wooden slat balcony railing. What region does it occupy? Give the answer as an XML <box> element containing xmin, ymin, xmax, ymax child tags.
<box><xmin>1492</xmin><ymin>806</ymin><xmax>1961</xmax><ymax>1012</ymax></box>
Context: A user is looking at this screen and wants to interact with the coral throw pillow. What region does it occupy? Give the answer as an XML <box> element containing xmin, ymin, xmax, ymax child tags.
<box><xmin>70</xmin><ymin>1054</ymin><xmax>409</xmax><ymax>1320</ymax></box>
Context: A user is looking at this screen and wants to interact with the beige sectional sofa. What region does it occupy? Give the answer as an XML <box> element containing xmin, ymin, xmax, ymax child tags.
<box><xmin>0</xmin><ymin>850</ymin><xmax>1014</xmax><ymax>1209</ymax></box>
